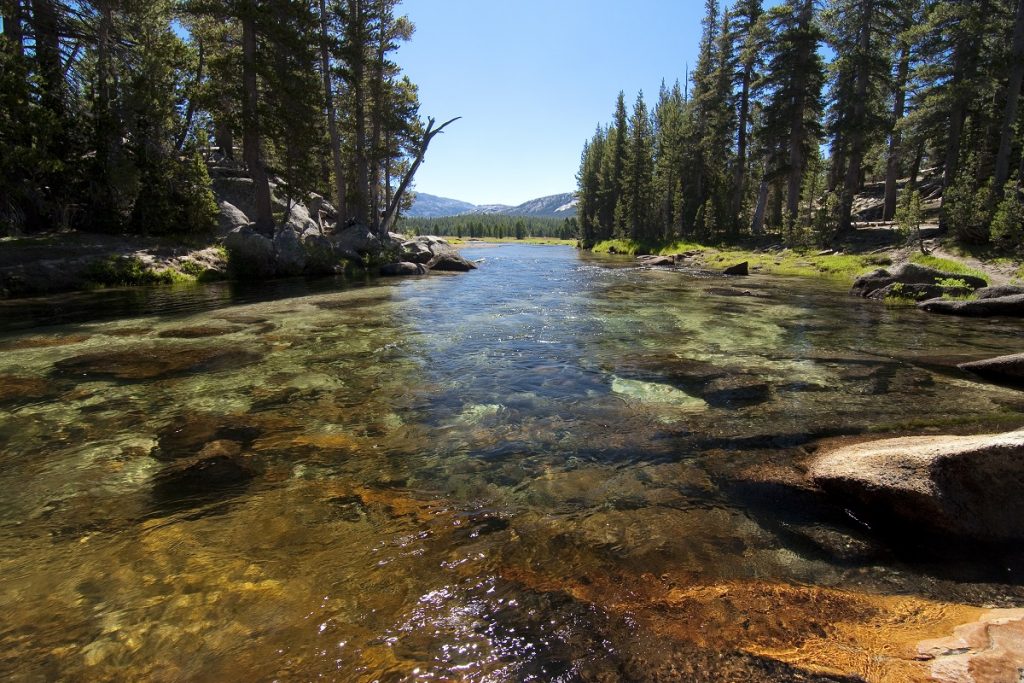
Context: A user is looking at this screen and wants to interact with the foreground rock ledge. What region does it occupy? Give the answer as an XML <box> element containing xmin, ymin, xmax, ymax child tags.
<box><xmin>807</xmin><ymin>430</ymin><xmax>1024</xmax><ymax>542</ymax></box>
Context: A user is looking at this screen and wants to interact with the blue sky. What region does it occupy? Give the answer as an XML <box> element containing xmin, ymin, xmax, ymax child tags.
<box><xmin>397</xmin><ymin>1</ymin><xmax>709</xmax><ymax>206</ymax></box>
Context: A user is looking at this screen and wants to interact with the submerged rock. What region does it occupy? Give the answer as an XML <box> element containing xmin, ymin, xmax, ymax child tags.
<box><xmin>958</xmin><ymin>353</ymin><xmax>1024</xmax><ymax>388</ymax></box>
<box><xmin>808</xmin><ymin>430</ymin><xmax>1024</xmax><ymax>541</ymax></box>
<box><xmin>0</xmin><ymin>374</ymin><xmax>60</xmax><ymax>407</ymax></box>
<box><xmin>701</xmin><ymin>375</ymin><xmax>771</xmax><ymax>408</ymax></box>
<box><xmin>918</xmin><ymin>293</ymin><xmax>1024</xmax><ymax>317</ymax></box>
<box><xmin>151</xmin><ymin>454</ymin><xmax>255</xmax><ymax>512</ymax></box>
<box><xmin>157</xmin><ymin>325</ymin><xmax>244</xmax><ymax>339</ymax></box>
<box><xmin>53</xmin><ymin>346</ymin><xmax>263</xmax><ymax>381</ymax></box>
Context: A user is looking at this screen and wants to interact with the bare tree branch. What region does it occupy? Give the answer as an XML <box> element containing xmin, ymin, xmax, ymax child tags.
<box><xmin>380</xmin><ymin>116</ymin><xmax>460</xmax><ymax>235</ymax></box>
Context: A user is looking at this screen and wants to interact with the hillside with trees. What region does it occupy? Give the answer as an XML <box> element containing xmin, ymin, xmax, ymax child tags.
<box><xmin>0</xmin><ymin>0</ymin><xmax>449</xmax><ymax>240</ymax></box>
<box><xmin>576</xmin><ymin>0</ymin><xmax>1024</xmax><ymax>252</ymax></box>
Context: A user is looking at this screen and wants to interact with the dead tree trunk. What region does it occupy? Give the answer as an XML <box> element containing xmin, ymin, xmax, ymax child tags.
<box><xmin>380</xmin><ymin>117</ymin><xmax>459</xmax><ymax>235</ymax></box>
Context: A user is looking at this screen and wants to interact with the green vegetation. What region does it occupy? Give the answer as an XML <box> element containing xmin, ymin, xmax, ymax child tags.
<box><xmin>398</xmin><ymin>214</ymin><xmax>577</xmax><ymax>241</ymax></box>
<box><xmin>576</xmin><ymin>0</ymin><xmax>1024</xmax><ymax>253</ymax></box>
<box><xmin>909</xmin><ymin>254</ymin><xmax>988</xmax><ymax>285</ymax></box>
<box><xmin>85</xmin><ymin>256</ymin><xmax>187</xmax><ymax>287</ymax></box>
<box><xmin>591</xmin><ymin>238</ymin><xmax>886</xmax><ymax>281</ymax></box>
<box><xmin>449</xmin><ymin>236</ymin><xmax>576</xmax><ymax>247</ymax></box>
<box><xmin>1</xmin><ymin>0</ymin><xmax>437</xmax><ymax>243</ymax></box>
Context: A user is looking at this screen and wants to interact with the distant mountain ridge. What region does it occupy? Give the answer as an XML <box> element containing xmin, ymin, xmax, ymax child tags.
<box><xmin>408</xmin><ymin>192</ymin><xmax>577</xmax><ymax>219</ymax></box>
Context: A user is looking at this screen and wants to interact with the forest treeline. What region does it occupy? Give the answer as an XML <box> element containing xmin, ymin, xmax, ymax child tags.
<box><xmin>577</xmin><ymin>0</ymin><xmax>1024</xmax><ymax>250</ymax></box>
<box><xmin>0</xmin><ymin>0</ymin><xmax>442</xmax><ymax>237</ymax></box>
<box><xmin>398</xmin><ymin>214</ymin><xmax>577</xmax><ymax>240</ymax></box>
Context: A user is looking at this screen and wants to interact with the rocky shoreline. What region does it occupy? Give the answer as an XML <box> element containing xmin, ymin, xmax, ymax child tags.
<box><xmin>0</xmin><ymin>169</ymin><xmax>477</xmax><ymax>300</ymax></box>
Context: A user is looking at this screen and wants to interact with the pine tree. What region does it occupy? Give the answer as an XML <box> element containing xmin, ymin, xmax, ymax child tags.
<box><xmin>617</xmin><ymin>92</ymin><xmax>655</xmax><ymax>241</ymax></box>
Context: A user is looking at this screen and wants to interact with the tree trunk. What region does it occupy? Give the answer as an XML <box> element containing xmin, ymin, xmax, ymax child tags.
<box><xmin>786</xmin><ymin>0</ymin><xmax>815</xmax><ymax>227</ymax></box>
<box><xmin>318</xmin><ymin>0</ymin><xmax>346</xmax><ymax>224</ymax></box>
<box><xmin>241</xmin><ymin>10</ymin><xmax>274</xmax><ymax>236</ymax></box>
<box><xmin>2</xmin><ymin>0</ymin><xmax>24</xmax><ymax>57</ymax></box>
<box><xmin>839</xmin><ymin>0</ymin><xmax>875</xmax><ymax>233</ymax></box>
<box><xmin>909</xmin><ymin>138</ymin><xmax>924</xmax><ymax>191</ymax></box>
<box><xmin>731</xmin><ymin>58</ymin><xmax>753</xmax><ymax>234</ymax></box>
<box><xmin>348</xmin><ymin>0</ymin><xmax>370</xmax><ymax>226</ymax></box>
<box><xmin>751</xmin><ymin>177</ymin><xmax>768</xmax><ymax>235</ymax></box>
<box><xmin>381</xmin><ymin>117</ymin><xmax>459</xmax><ymax>234</ymax></box>
<box><xmin>883</xmin><ymin>40</ymin><xmax>910</xmax><ymax>220</ymax></box>
<box><xmin>994</xmin><ymin>0</ymin><xmax>1024</xmax><ymax>189</ymax></box>
<box><xmin>29</xmin><ymin>0</ymin><xmax>62</xmax><ymax>115</ymax></box>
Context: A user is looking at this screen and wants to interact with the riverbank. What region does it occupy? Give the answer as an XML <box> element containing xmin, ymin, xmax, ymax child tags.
<box><xmin>590</xmin><ymin>230</ymin><xmax>1020</xmax><ymax>289</ymax></box>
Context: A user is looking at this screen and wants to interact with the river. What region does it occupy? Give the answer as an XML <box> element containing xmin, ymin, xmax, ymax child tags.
<box><xmin>1</xmin><ymin>243</ymin><xmax>1023</xmax><ymax>681</ymax></box>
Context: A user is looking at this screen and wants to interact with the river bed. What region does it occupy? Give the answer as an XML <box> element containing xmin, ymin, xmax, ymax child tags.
<box><xmin>1</xmin><ymin>243</ymin><xmax>1023</xmax><ymax>681</ymax></box>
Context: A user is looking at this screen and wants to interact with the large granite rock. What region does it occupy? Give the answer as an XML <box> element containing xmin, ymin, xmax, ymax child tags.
<box><xmin>423</xmin><ymin>239</ymin><xmax>477</xmax><ymax>272</ymax></box>
<box><xmin>918</xmin><ymin>293</ymin><xmax>1024</xmax><ymax>317</ymax></box>
<box><xmin>851</xmin><ymin>262</ymin><xmax>987</xmax><ymax>298</ymax></box>
<box><xmin>918</xmin><ymin>608</ymin><xmax>1024</xmax><ymax>683</ymax></box>
<box><xmin>959</xmin><ymin>353</ymin><xmax>1024</xmax><ymax>388</ymax></box>
<box><xmin>975</xmin><ymin>285</ymin><xmax>1024</xmax><ymax>300</ymax></box>
<box><xmin>224</xmin><ymin>227</ymin><xmax>276</xmax><ymax>278</ymax></box>
<box><xmin>216</xmin><ymin>200</ymin><xmax>251</xmax><ymax>239</ymax></box>
<box><xmin>808</xmin><ymin>430</ymin><xmax>1024</xmax><ymax>541</ymax></box>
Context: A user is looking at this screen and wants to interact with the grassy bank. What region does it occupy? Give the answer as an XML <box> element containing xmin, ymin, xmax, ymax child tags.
<box><xmin>591</xmin><ymin>239</ymin><xmax>891</xmax><ymax>281</ymax></box>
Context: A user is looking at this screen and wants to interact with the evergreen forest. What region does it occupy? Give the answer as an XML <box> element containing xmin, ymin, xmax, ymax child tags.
<box><xmin>576</xmin><ymin>0</ymin><xmax>1024</xmax><ymax>251</ymax></box>
<box><xmin>0</xmin><ymin>0</ymin><xmax>443</xmax><ymax>238</ymax></box>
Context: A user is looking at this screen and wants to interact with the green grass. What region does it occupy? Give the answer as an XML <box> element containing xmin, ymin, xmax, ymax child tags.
<box><xmin>591</xmin><ymin>239</ymin><xmax>886</xmax><ymax>281</ymax></box>
<box><xmin>909</xmin><ymin>253</ymin><xmax>989</xmax><ymax>284</ymax></box>
<box><xmin>85</xmin><ymin>256</ymin><xmax>191</xmax><ymax>287</ymax></box>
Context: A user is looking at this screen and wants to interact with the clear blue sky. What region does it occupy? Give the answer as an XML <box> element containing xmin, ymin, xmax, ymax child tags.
<box><xmin>397</xmin><ymin>1</ymin><xmax>709</xmax><ymax>206</ymax></box>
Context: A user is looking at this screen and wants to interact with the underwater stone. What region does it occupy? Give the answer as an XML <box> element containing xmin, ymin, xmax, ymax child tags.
<box><xmin>52</xmin><ymin>346</ymin><xmax>263</xmax><ymax>381</ymax></box>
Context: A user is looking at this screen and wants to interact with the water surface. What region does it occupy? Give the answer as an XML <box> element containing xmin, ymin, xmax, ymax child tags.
<box><xmin>2</xmin><ymin>244</ymin><xmax>1023</xmax><ymax>681</ymax></box>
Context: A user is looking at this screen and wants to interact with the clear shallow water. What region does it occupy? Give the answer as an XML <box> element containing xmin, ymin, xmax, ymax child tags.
<box><xmin>1</xmin><ymin>243</ymin><xmax>1023</xmax><ymax>681</ymax></box>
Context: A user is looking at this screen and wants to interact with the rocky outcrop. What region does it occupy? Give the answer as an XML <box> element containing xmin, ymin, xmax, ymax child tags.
<box><xmin>216</xmin><ymin>200</ymin><xmax>251</xmax><ymax>239</ymax></box>
<box><xmin>918</xmin><ymin>609</ymin><xmax>1024</xmax><ymax>683</ymax></box>
<box><xmin>851</xmin><ymin>262</ymin><xmax>987</xmax><ymax>298</ymax></box>
<box><xmin>865</xmin><ymin>282</ymin><xmax>969</xmax><ymax>301</ymax></box>
<box><xmin>807</xmin><ymin>430</ymin><xmax>1024</xmax><ymax>541</ymax></box>
<box><xmin>974</xmin><ymin>284</ymin><xmax>1024</xmax><ymax>300</ymax></box>
<box><xmin>425</xmin><ymin>239</ymin><xmax>477</xmax><ymax>272</ymax></box>
<box><xmin>918</xmin><ymin>293</ymin><xmax>1024</xmax><ymax>317</ymax></box>
<box><xmin>958</xmin><ymin>353</ymin><xmax>1024</xmax><ymax>388</ymax></box>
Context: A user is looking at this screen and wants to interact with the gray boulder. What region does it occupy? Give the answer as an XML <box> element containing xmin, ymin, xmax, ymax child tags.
<box><xmin>866</xmin><ymin>282</ymin><xmax>971</xmax><ymax>301</ymax></box>
<box><xmin>975</xmin><ymin>285</ymin><xmax>1024</xmax><ymax>300</ymax></box>
<box><xmin>958</xmin><ymin>353</ymin><xmax>1024</xmax><ymax>388</ymax></box>
<box><xmin>852</xmin><ymin>262</ymin><xmax>987</xmax><ymax>298</ymax></box>
<box><xmin>400</xmin><ymin>240</ymin><xmax>434</xmax><ymax>264</ymax></box>
<box><xmin>224</xmin><ymin>227</ymin><xmax>276</xmax><ymax>278</ymax></box>
<box><xmin>283</xmin><ymin>203</ymin><xmax>320</xmax><ymax>239</ymax></box>
<box><xmin>808</xmin><ymin>430</ymin><xmax>1024</xmax><ymax>541</ymax></box>
<box><xmin>428</xmin><ymin>243</ymin><xmax>478</xmax><ymax>272</ymax></box>
<box><xmin>918</xmin><ymin>293</ymin><xmax>1024</xmax><ymax>317</ymax></box>
<box><xmin>380</xmin><ymin>262</ymin><xmax>429</xmax><ymax>277</ymax></box>
<box><xmin>273</xmin><ymin>228</ymin><xmax>306</xmax><ymax>276</ymax></box>
<box><xmin>638</xmin><ymin>255</ymin><xmax>675</xmax><ymax>267</ymax></box>
<box><xmin>217</xmin><ymin>201</ymin><xmax>251</xmax><ymax>239</ymax></box>
<box><xmin>302</xmin><ymin>234</ymin><xmax>342</xmax><ymax>275</ymax></box>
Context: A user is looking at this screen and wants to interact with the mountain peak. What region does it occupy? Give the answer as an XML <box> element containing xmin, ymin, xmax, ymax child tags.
<box><xmin>408</xmin><ymin>192</ymin><xmax>577</xmax><ymax>219</ymax></box>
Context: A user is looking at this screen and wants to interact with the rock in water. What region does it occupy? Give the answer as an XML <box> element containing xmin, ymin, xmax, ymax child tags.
<box><xmin>224</xmin><ymin>227</ymin><xmax>276</xmax><ymax>278</ymax></box>
<box><xmin>918</xmin><ymin>294</ymin><xmax>1024</xmax><ymax>317</ymax></box>
<box><xmin>851</xmin><ymin>263</ymin><xmax>987</xmax><ymax>298</ymax></box>
<box><xmin>380</xmin><ymin>262</ymin><xmax>428</xmax><ymax>277</ymax></box>
<box><xmin>722</xmin><ymin>262</ymin><xmax>749</xmax><ymax>276</ymax></box>
<box><xmin>958</xmin><ymin>353</ymin><xmax>1024</xmax><ymax>388</ymax></box>
<box><xmin>701</xmin><ymin>375</ymin><xmax>771</xmax><ymax>408</ymax></box>
<box><xmin>808</xmin><ymin>430</ymin><xmax>1024</xmax><ymax>542</ymax></box>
